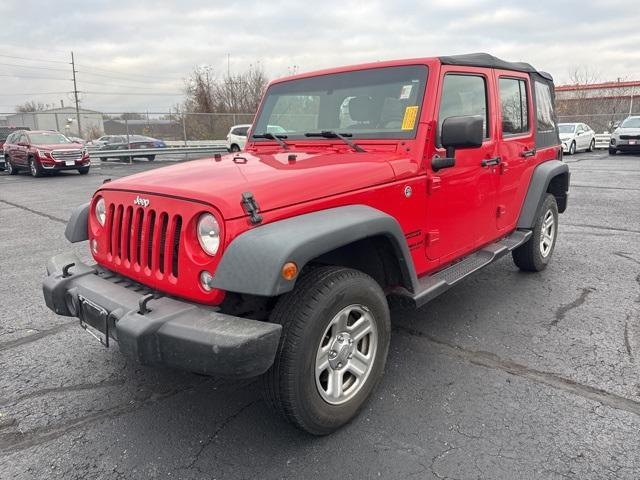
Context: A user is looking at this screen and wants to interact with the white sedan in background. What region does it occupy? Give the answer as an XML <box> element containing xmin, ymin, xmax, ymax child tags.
<box><xmin>559</xmin><ymin>122</ymin><xmax>596</xmax><ymax>155</ymax></box>
<box><xmin>226</xmin><ymin>124</ymin><xmax>251</xmax><ymax>152</ymax></box>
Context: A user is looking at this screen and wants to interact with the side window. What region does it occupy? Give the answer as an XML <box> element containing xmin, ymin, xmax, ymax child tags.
<box><xmin>499</xmin><ymin>77</ymin><xmax>529</xmax><ymax>135</ymax></box>
<box><xmin>576</xmin><ymin>125</ymin><xmax>584</xmax><ymax>134</ymax></box>
<box><xmin>237</xmin><ymin>127</ymin><xmax>249</xmax><ymax>136</ymax></box>
<box><xmin>439</xmin><ymin>74</ymin><xmax>489</xmax><ymax>139</ymax></box>
<box><xmin>20</xmin><ymin>134</ymin><xmax>28</xmax><ymax>144</ymax></box>
<box><xmin>534</xmin><ymin>81</ymin><xmax>555</xmax><ymax>132</ymax></box>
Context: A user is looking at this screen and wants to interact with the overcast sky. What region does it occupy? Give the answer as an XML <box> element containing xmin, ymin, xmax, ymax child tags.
<box><xmin>1</xmin><ymin>0</ymin><xmax>639</xmax><ymax>113</ymax></box>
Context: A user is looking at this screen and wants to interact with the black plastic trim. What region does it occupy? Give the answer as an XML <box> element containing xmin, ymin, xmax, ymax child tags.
<box><xmin>517</xmin><ymin>160</ymin><xmax>569</xmax><ymax>229</ymax></box>
<box><xmin>211</xmin><ymin>205</ymin><xmax>419</xmax><ymax>297</ymax></box>
<box><xmin>64</xmin><ymin>203</ymin><xmax>89</xmax><ymax>243</ymax></box>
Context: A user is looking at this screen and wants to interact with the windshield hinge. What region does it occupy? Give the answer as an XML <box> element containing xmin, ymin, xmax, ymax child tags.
<box><xmin>241</xmin><ymin>192</ymin><xmax>263</xmax><ymax>225</ymax></box>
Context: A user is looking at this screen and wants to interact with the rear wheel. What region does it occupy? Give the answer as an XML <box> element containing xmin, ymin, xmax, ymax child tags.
<box><xmin>5</xmin><ymin>157</ymin><xmax>17</xmax><ymax>175</ymax></box>
<box><xmin>78</xmin><ymin>166</ymin><xmax>90</xmax><ymax>175</ymax></box>
<box><xmin>588</xmin><ymin>138</ymin><xmax>595</xmax><ymax>152</ymax></box>
<box><xmin>263</xmin><ymin>266</ymin><xmax>390</xmax><ymax>435</ymax></box>
<box><xmin>146</xmin><ymin>155</ymin><xmax>155</xmax><ymax>161</ymax></box>
<box><xmin>609</xmin><ymin>148</ymin><xmax>617</xmax><ymax>155</ymax></box>
<box><xmin>512</xmin><ymin>194</ymin><xmax>558</xmax><ymax>272</ymax></box>
<box><xmin>229</xmin><ymin>144</ymin><xmax>240</xmax><ymax>153</ymax></box>
<box><xmin>100</xmin><ymin>157</ymin><xmax>107</xmax><ymax>161</ymax></box>
<box><xmin>29</xmin><ymin>157</ymin><xmax>43</xmax><ymax>177</ymax></box>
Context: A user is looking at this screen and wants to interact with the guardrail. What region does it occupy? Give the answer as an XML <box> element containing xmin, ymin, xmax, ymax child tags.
<box><xmin>88</xmin><ymin>145</ymin><xmax>228</xmax><ymax>161</ymax></box>
<box><xmin>595</xmin><ymin>134</ymin><xmax>611</xmax><ymax>149</ymax></box>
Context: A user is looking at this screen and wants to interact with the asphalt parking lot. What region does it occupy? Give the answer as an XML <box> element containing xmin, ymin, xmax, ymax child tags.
<box><xmin>1</xmin><ymin>150</ymin><xmax>639</xmax><ymax>479</ymax></box>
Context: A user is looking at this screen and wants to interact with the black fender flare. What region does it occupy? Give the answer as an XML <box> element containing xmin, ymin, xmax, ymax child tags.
<box><xmin>211</xmin><ymin>205</ymin><xmax>419</xmax><ymax>297</ymax></box>
<box><xmin>517</xmin><ymin>160</ymin><xmax>570</xmax><ymax>229</ymax></box>
<box><xmin>65</xmin><ymin>203</ymin><xmax>90</xmax><ymax>243</ymax></box>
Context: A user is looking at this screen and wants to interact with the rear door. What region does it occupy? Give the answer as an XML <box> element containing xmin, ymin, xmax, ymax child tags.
<box><xmin>16</xmin><ymin>133</ymin><xmax>29</xmax><ymax>166</ymax></box>
<box><xmin>495</xmin><ymin>71</ymin><xmax>535</xmax><ymax>231</ymax></box>
<box><xmin>425</xmin><ymin>67</ymin><xmax>499</xmax><ymax>263</ymax></box>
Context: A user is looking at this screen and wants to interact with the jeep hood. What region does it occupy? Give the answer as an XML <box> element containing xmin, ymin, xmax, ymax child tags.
<box><xmin>101</xmin><ymin>150</ymin><xmax>399</xmax><ymax>219</ymax></box>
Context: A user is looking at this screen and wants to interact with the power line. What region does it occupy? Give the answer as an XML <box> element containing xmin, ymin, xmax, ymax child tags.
<box><xmin>75</xmin><ymin>63</ymin><xmax>182</xmax><ymax>82</ymax></box>
<box><xmin>0</xmin><ymin>53</ymin><xmax>69</xmax><ymax>64</ymax></box>
<box><xmin>82</xmin><ymin>91</ymin><xmax>182</xmax><ymax>96</ymax></box>
<box><xmin>0</xmin><ymin>62</ymin><xmax>69</xmax><ymax>72</ymax></box>
<box><xmin>0</xmin><ymin>91</ymin><xmax>71</xmax><ymax>96</ymax></box>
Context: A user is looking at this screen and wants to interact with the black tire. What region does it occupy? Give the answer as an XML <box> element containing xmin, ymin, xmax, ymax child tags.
<box><xmin>29</xmin><ymin>157</ymin><xmax>43</xmax><ymax>178</ymax></box>
<box><xmin>588</xmin><ymin>138</ymin><xmax>595</xmax><ymax>152</ymax></box>
<box><xmin>5</xmin><ymin>157</ymin><xmax>18</xmax><ymax>175</ymax></box>
<box><xmin>263</xmin><ymin>266</ymin><xmax>390</xmax><ymax>435</ymax></box>
<box><xmin>609</xmin><ymin>148</ymin><xmax>617</xmax><ymax>155</ymax></box>
<box><xmin>512</xmin><ymin>194</ymin><xmax>559</xmax><ymax>272</ymax></box>
<box><xmin>146</xmin><ymin>155</ymin><xmax>155</xmax><ymax>161</ymax></box>
<box><xmin>229</xmin><ymin>144</ymin><xmax>240</xmax><ymax>153</ymax></box>
<box><xmin>568</xmin><ymin>141</ymin><xmax>576</xmax><ymax>155</ymax></box>
<box><xmin>100</xmin><ymin>157</ymin><xmax>107</xmax><ymax>161</ymax></box>
<box><xmin>78</xmin><ymin>167</ymin><xmax>90</xmax><ymax>175</ymax></box>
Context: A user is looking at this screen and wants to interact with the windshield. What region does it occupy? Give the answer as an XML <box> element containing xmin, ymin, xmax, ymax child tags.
<box><xmin>253</xmin><ymin>65</ymin><xmax>428</xmax><ymax>140</ymax></box>
<box><xmin>621</xmin><ymin>117</ymin><xmax>640</xmax><ymax>128</ymax></box>
<box><xmin>558</xmin><ymin>124</ymin><xmax>575</xmax><ymax>134</ymax></box>
<box><xmin>28</xmin><ymin>132</ymin><xmax>72</xmax><ymax>145</ymax></box>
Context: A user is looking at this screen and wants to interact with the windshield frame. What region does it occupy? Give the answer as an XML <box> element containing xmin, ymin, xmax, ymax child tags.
<box><xmin>621</xmin><ymin>117</ymin><xmax>640</xmax><ymax>129</ymax></box>
<box><xmin>558</xmin><ymin>124</ymin><xmax>576</xmax><ymax>134</ymax></box>
<box><xmin>252</xmin><ymin>64</ymin><xmax>429</xmax><ymax>143</ymax></box>
<box><xmin>27</xmin><ymin>132</ymin><xmax>73</xmax><ymax>145</ymax></box>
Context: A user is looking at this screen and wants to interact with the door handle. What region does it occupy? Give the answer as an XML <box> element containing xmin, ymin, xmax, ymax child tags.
<box><xmin>521</xmin><ymin>148</ymin><xmax>536</xmax><ymax>158</ymax></box>
<box><xmin>481</xmin><ymin>157</ymin><xmax>501</xmax><ymax>167</ymax></box>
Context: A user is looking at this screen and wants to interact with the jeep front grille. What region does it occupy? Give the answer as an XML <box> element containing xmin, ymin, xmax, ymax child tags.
<box><xmin>106</xmin><ymin>203</ymin><xmax>182</xmax><ymax>279</ymax></box>
<box><xmin>51</xmin><ymin>149</ymin><xmax>83</xmax><ymax>162</ymax></box>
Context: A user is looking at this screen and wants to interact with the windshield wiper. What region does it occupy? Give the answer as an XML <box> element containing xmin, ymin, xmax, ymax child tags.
<box><xmin>304</xmin><ymin>131</ymin><xmax>365</xmax><ymax>152</ymax></box>
<box><xmin>252</xmin><ymin>133</ymin><xmax>289</xmax><ymax>150</ymax></box>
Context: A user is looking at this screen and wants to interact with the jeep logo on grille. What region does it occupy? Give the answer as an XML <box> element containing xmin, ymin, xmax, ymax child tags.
<box><xmin>133</xmin><ymin>196</ymin><xmax>150</xmax><ymax>208</ymax></box>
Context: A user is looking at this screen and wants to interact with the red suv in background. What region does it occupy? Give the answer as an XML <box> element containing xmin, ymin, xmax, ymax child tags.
<box><xmin>4</xmin><ymin>130</ymin><xmax>90</xmax><ymax>177</ymax></box>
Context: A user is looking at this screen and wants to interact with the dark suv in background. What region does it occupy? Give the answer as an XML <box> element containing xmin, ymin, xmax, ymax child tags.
<box><xmin>0</xmin><ymin>126</ymin><xmax>30</xmax><ymax>171</ymax></box>
<box><xmin>4</xmin><ymin>130</ymin><xmax>90</xmax><ymax>177</ymax></box>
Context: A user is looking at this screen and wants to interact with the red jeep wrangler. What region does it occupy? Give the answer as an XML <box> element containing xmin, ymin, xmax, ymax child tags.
<box><xmin>43</xmin><ymin>53</ymin><xmax>568</xmax><ymax>434</ymax></box>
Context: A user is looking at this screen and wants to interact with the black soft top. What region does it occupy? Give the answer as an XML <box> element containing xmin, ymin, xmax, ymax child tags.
<box><xmin>439</xmin><ymin>53</ymin><xmax>553</xmax><ymax>82</ymax></box>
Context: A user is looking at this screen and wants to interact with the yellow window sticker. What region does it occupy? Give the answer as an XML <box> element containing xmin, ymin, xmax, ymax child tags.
<box><xmin>401</xmin><ymin>106</ymin><xmax>419</xmax><ymax>130</ymax></box>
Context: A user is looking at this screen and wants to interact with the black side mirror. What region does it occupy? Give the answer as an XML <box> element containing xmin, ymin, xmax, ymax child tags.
<box><xmin>432</xmin><ymin>115</ymin><xmax>484</xmax><ymax>172</ymax></box>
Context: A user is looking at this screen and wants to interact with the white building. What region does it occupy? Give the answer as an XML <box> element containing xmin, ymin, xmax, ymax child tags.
<box><xmin>5</xmin><ymin>107</ymin><xmax>104</xmax><ymax>138</ymax></box>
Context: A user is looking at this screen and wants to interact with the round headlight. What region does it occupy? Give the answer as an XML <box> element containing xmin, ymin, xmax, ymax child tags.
<box><xmin>95</xmin><ymin>197</ymin><xmax>106</xmax><ymax>226</ymax></box>
<box><xmin>197</xmin><ymin>213</ymin><xmax>220</xmax><ymax>256</ymax></box>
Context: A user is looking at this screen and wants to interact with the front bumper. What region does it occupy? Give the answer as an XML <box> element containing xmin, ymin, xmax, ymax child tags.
<box><xmin>42</xmin><ymin>253</ymin><xmax>281</xmax><ymax>378</ymax></box>
<box><xmin>41</xmin><ymin>159</ymin><xmax>90</xmax><ymax>171</ymax></box>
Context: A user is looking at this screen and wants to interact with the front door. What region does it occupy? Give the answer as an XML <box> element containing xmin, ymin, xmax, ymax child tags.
<box><xmin>494</xmin><ymin>71</ymin><xmax>536</xmax><ymax>231</ymax></box>
<box><xmin>425</xmin><ymin>68</ymin><xmax>499</xmax><ymax>264</ymax></box>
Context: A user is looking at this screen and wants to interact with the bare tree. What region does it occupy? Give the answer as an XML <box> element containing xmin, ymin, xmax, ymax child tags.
<box><xmin>181</xmin><ymin>64</ymin><xmax>268</xmax><ymax>139</ymax></box>
<box><xmin>15</xmin><ymin>100</ymin><xmax>46</xmax><ymax>113</ymax></box>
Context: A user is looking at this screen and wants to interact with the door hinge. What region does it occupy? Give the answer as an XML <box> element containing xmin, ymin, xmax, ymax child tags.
<box><xmin>241</xmin><ymin>192</ymin><xmax>262</xmax><ymax>225</ymax></box>
<box><xmin>427</xmin><ymin>176</ymin><xmax>441</xmax><ymax>194</ymax></box>
<box><xmin>425</xmin><ymin>230</ymin><xmax>440</xmax><ymax>245</ymax></box>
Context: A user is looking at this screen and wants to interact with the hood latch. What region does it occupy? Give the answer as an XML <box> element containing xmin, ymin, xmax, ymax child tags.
<box><xmin>241</xmin><ymin>192</ymin><xmax>263</xmax><ymax>225</ymax></box>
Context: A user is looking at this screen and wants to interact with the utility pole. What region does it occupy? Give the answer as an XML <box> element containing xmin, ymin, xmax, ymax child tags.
<box><xmin>71</xmin><ymin>51</ymin><xmax>82</xmax><ymax>137</ymax></box>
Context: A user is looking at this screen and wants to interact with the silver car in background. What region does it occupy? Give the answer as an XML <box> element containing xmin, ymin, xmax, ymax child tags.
<box><xmin>558</xmin><ymin>123</ymin><xmax>595</xmax><ymax>155</ymax></box>
<box><xmin>609</xmin><ymin>116</ymin><xmax>640</xmax><ymax>155</ymax></box>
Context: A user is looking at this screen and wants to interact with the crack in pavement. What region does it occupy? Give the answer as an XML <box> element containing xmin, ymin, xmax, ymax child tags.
<box><xmin>613</xmin><ymin>251</ymin><xmax>640</xmax><ymax>266</ymax></box>
<box><xmin>564</xmin><ymin>223</ymin><xmax>640</xmax><ymax>235</ymax></box>
<box><xmin>0</xmin><ymin>379</ymin><xmax>127</xmax><ymax>407</ymax></box>
<box><xmin>0</xmin><ymin>198</ymin><xmax>66</xmax><ymax>224</ymax></box>
<box><xmin>183</xmin><ymin>399</ymin><xmax>260</xmax><ymax>473</ymax></box>
<box><xmin>0</xmin><ymin>320</ymin><xmax>76</xmax><ymax>352</ymax></box>
<box><xmin>551</xmin><ymin>287</ymin><xmax>596</xmax><ymax>327</ymax></box>
<box><xmin>0</xmin><ymin>386</ymin><xmax>194</xmax><ymax>453</ymax></box>
<box><xmin>624</xmin><ymin>316</ymin><xmax>633</xmax><ymax>360</ymax></box>
<box><xmin>394</xmin><ymin>325</ymin><xmax>640</xmax><ymax>419</ymax></box>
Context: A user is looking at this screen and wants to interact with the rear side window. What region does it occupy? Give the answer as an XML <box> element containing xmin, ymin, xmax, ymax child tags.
<box><xmin>439</xmin><ymin>74</ymin><xmax>488</xmax><ymax>138</ymax></box>
<box><xmin>535</xmin><ymin>81</ymin><xmax>555</xmax><ymax>132</ymax></box>
<box><xmin>232</xmin><ymin>127</ymin><xmax>249</xmax><ymax>136</ymax></box>
<box><xmin>499</xmin><ymin>78</ymin><xmax>529</xmax><ymax>135</ymax></box>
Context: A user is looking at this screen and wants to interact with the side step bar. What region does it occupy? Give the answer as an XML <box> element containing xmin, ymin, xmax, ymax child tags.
<box><xmin>399</xmin><ymin>229</ymin><xmax>532</xmax><ymax>308</ymax></box>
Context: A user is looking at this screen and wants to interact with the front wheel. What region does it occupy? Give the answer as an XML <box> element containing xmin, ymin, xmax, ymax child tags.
<box><xmin>568</xmin><ymin>141</ymin><xmax>576</xmax><ymax>155</ymax></box>
<box><xmin>609</xmin><ymin>148</ymin><xmax>617</xmax><ymax>155</ymax></box>
<box><xmin>146</xmin><ymin>155</ymin><xmax>155</xmax><ymax>161</ymax></box>
<box><xmin>29</xmin><ymin>158</ymin><xmax>43</xmax><ymax>177</ymax></box>
<box><xmin>512</xmin><ymin>194</ymin><xmax>558</xmax><ymax>272</ymax></box>
<box><xmin>263</xmin><ymin>266</ymin><xmax>390</xmax><ymax>435</ymax></box>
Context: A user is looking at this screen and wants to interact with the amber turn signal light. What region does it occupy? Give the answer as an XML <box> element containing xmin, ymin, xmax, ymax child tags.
<box><xmin>281</xmin><ymin>262</ymin><xmax>298</xmax><ymax>281</ymax></box>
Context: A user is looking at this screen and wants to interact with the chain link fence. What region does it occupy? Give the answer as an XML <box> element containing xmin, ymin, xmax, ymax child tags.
<box><xmin>0</xmin><ymin>111</ymin><xmax>256</xmax><ymax>142</ymax></box>
<box><xmin>557</xmin><ymin>111</ymin><xmax>640</xmax><ymax>134</ymax></box>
